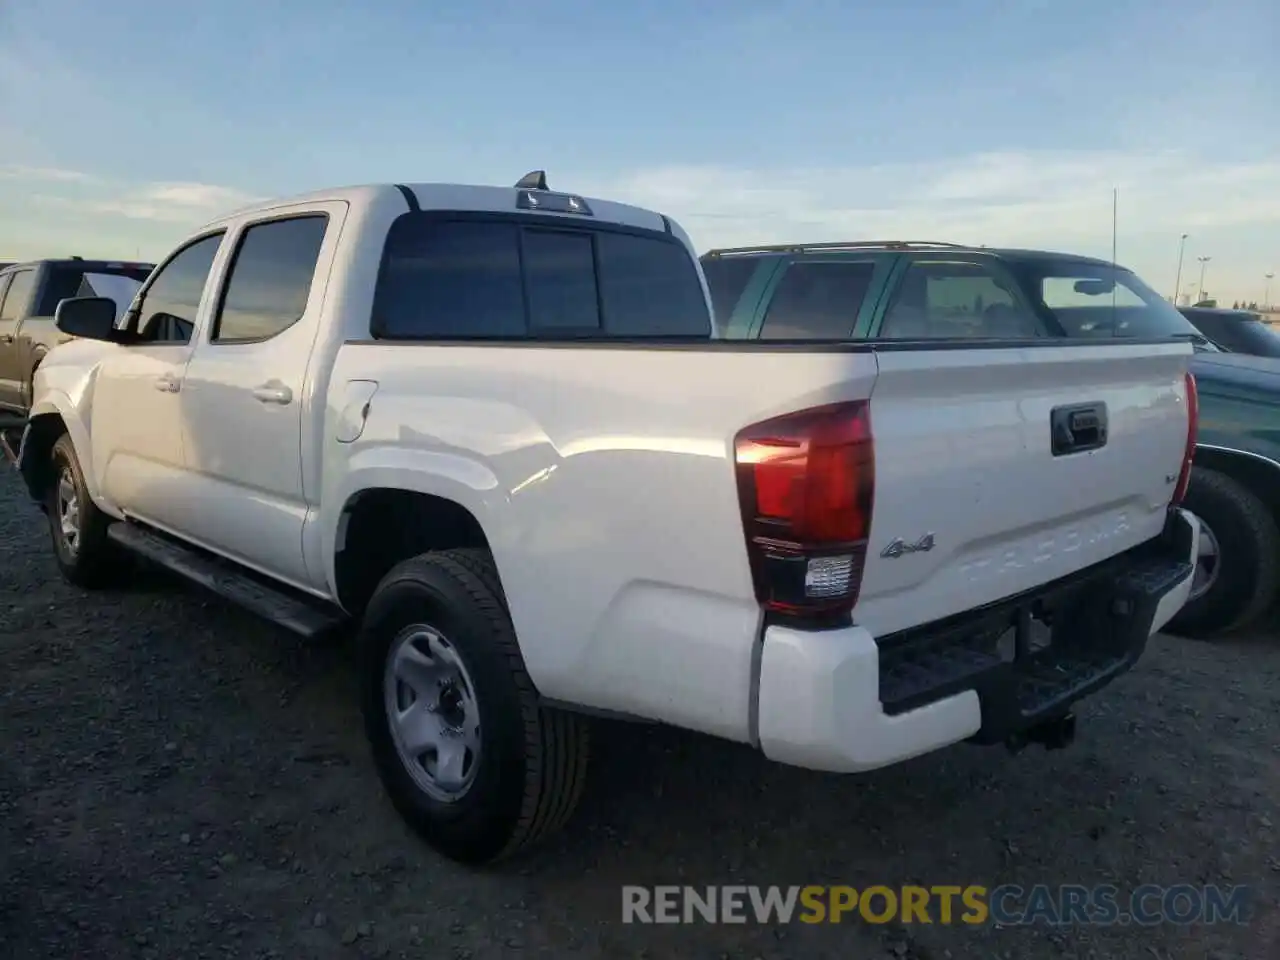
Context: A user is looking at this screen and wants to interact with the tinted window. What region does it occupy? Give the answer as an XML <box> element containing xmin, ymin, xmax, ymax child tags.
<box><xmin>597</xmin><ymin>231</ymin><xmax>709</xmax><ymax>336</ymax></box>
<box><xmin>38</xmin><ymin>263</ymin><xmax>153</xmax><ymax>316</ymax></box>
<box><xmin>1183</xmin><ymin>312</ymin><xmax>1234</xmax><ymax>348</ymax></box>
<box><xmin>374</xmin><ymin>215</ymin><xmax>710</xmax><ymax>339</ymax></box>
<box><xmin>880</xmin><ymin>260</ymin><xmax>1042</xmax><ymax>338</ymax></box>
<box><xmin>1231</xmin><ymin>320</ymin><xmax>1280</xmax><ymax>357</ymax></box>
<box><xmin>0</xmin><ymin>270</ymin><xmax>37</xmax><ymax>325</ymax></box>
<box><xmin>214</xmin><ymin>216</ymin><xmax>328</xmax><ymax>343</ymax></box>
<box><xmin>134</xmin><ymin>233</ymin><xmax>224</xmax><ymax>344</ymax></box>
<box><xmin>1008</xmin><ymin>258</ymin><xmax>1198</xmax><ymax>339</ymax></box>
<box><xmin>1191</xmin><ymin>314</ymin><xmax>1280</xmax><ymax>357</ymax></box>
<box><xmin>523</xmin><ymin>229</ymin><xmax>600</xmax><ymax>331</ymax></box>
<box><xmin>376</xmin><ymin>220</ymin><xmax>525</xmax><ymax>339</ymax></box>
<box><xmin>759</xmin><ymin>261</ymin><xmax>875</xmax><ymax>340</ymax></box>
<box><xmin>700</xmin><ymin>256</ymin><xmax>758</xmax><ymax>326</ymax></box>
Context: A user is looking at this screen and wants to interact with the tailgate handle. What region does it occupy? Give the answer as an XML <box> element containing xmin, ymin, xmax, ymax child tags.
<box><xmin>1051</xmin><ymin>402</ymin><xmax>1108</xmax><ymax>456</ymax></box>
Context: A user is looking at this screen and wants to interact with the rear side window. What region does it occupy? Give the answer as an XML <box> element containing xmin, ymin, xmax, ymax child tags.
<box><xmin>214</xmin><ymin>215</ymin><xmax>328</xmax><ymax>343</ymax></box>
<box><xmin>759</xmin><ymin>261</ymin><xmax>875</xmax><ymax>340</ymax></box>
<box><xmin>374</xmin><ymin>215</ymin><xmax>710</xmax><ymax>339</ymax></box>
<box><xmin>700</xmin><ymin>256</ymin><xmax>758</xmax><ymax>326</ymax></box>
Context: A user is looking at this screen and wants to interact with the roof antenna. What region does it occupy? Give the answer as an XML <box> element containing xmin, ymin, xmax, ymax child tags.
<box><xmin>515</xmin><ymin>170</ymin><xmax>548</xmax><ymax>191</ymax></box>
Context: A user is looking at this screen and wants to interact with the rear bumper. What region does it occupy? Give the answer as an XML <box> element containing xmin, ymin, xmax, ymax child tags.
<box><xmin>755</xmin><ymin>507</ymin><xmax>1198</xmax><ymax>773</ymax></box>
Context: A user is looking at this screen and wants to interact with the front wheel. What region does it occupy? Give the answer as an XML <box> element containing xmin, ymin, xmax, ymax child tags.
<box><xmin>359</xmin><ymin>548</ymin><xmax>590</xmax><ymax>865</ymax></box>
<box><xmin>46</xmin><ymin>434</ymin><xmax>123</xmax><ymax>588</ymax></box>
<box><xmin>1167</xmin><ymin>467</ymin><xmax>1280</xmax><ymax>638</ymax></box>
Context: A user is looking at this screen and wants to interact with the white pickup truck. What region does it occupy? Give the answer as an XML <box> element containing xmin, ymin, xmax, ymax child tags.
<box><xmin>18</xmin><ymin>173</ymin><xmax>1200</xmax><ymax>865</ymax></box>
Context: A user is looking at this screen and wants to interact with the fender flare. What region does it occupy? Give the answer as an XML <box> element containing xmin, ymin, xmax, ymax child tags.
<box><xmin>317</xmin><ymin>446</ymin><xmax>506</xmax><ymax>598</ymax></box>
<box><xmin>25</xmin><ymin>393</ymin><xmax>104</xmax><ymax>505</ymax></box>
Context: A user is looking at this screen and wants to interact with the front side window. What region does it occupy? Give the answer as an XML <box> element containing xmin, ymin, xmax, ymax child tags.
<box><xmin>880</xmin><ymin>260</ymin><xmax>1042</xmax><ymax>338</ymax></box>
<box><xmin>1010</xmin><ymin>258</ymin><xmax>1200</xmax><ymax>339</ymax></box>
<box><xmin>213</xmin><ymin>215</ymin><xmax>329</xmax><ymax>343</ymax></box>
<box><xmin>133</xmin><ymin>233</ymin><xmax>225</xmax><ymax>344</ymax></box>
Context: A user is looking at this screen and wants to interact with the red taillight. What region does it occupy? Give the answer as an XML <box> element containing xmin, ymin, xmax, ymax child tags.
<box><xmin>1172</xmin><ymin>371</ymin><xmax>1198</xmax><ymax>505</ymax></box>
<box><xmin>734</xmin><ymin>400</ymin><xmax>875</xmax><ymax>619</ymax></box>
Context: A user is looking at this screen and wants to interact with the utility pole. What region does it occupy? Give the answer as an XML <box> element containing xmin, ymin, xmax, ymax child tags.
<box><xmin>1172</xmin><ymin>233</ymin><xmax>1188</xmax><ymax>303</ymax></box>
<box><xmin>1197</xmin><ymin>256</ymin><xmax>1212</xmax><ymax>303</ymax></box>
<box><xmin>1266</xmin><ymin>272</ymin><xmax>1274</xmax><ymax>310</ymax></box>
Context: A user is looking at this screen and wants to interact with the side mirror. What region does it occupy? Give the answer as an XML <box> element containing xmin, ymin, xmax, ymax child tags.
<box><xmin>54</xmin><ymin>297</ymin><xmax>119</xmax><ymax>342</ymax></box>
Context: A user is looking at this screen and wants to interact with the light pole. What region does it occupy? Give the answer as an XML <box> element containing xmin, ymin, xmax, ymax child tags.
<box><xmin>1197</xmin><ymin>256</ymin><xmax>1212</xmax><ymax>303</ymax></box>
<box><xmin>1172</xmin><ymin>233</ymin><xmax>1189</xmax><ymax>303</ymax></box>
<box><xmin>1266</xmin><ymin>272</ymin><xmax>1274</xmax><ymax>310</ymax></box>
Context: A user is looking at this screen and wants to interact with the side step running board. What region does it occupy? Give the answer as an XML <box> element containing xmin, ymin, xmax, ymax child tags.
<box><xmin>0</xmin><ymin>415</ymin><xmax>25</xmax><ymax>466</ymax></box>
<box><xmin>0</xmin><ymin>429</ymin><xmax>19</xmax><ymax>466</ymax></box>
<box><xmin>107</xmin><ymin>523</ymin><xmax>346</xmax><ymax>640</ymax></box>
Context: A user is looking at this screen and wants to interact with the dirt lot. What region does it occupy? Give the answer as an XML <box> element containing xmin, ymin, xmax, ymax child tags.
<box><xmin>1</xmin><ymin>468</ymin><xmax>1276</xmax><ymax>960</ymax></box>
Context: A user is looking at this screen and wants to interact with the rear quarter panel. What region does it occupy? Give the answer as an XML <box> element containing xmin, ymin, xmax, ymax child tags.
<box><xmin>322</xmin><ymin>343</ymin><xmax>881</xmax><ymax>742</ymax></box>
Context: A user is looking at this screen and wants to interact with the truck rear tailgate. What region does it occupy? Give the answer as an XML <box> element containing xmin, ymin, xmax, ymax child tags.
<box><xmin>854</xmin><ymin>340</ymin><xmax>1193</xmax><ymax>637</ymax></box>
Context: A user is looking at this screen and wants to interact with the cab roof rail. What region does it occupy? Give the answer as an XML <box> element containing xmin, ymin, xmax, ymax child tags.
<box><xmin>702</xmin><ymin>240</ymin><xmax>973</xmax><ymax>258</ymax></box>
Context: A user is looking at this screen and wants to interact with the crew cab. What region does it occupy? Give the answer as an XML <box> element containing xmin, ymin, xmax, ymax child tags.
<box><xmin>0</xmin><ymin>258</ymin><xmax>154</xmax><ymax>420</ymax></box>
<box><xmin>702</xmin><ymin>240</ymin><xmax>1277</xmax><ymax>638</ymax></box>
<box><xmin>19</xmin><ymin>182</ymin><xmax>1199</xmax><ymax>865</ymax></box>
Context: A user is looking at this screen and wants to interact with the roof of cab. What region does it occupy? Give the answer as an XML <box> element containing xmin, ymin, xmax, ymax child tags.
<box><xmin>200</xmin><ymin>180</ymin><xmax>674</xmax><ymax>237</ymax></box>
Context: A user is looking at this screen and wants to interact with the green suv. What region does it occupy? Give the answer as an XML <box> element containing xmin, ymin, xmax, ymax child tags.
<box><xmin>701</xmin><ymin>241</ymin><xmax>1280</xmax><ymax>639</ymax></box>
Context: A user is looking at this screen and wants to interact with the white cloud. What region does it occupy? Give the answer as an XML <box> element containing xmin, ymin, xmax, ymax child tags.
<box><xmin>28</xmin><ymin>177</ymin><xmax>263</xmax><ymax>224</ymax></box>
<box><xmin>578</xmin><ymin>149</ymin><xmax>1280</xmax><ymax>302</ymax></box>
<box><xmin>584</xmin><ymin>150</ymin><xmax>1280</xmax><ymax>251</ymax></box>
<box><xmin>82</xmin><ymin>182</ymin><xmax>265</xmax><ymax>223</ymax></box>
<box><xmin>0</xmin><ymin>164</ymin><xmax>95</xmax><ymax>182</ymax></box>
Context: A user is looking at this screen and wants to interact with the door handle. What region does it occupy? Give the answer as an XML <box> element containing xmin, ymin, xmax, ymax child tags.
<box><xmin>252</xmin><ymin>382</ymin><xmax>293</xmax><ymax>405</ymax></box>
<box><xmin>1050</xmin><ymin>402</ymin><xmax>1108</xmax><ymax>456</ymax></box>
<box><xmin>154</xmin><ymin>374</ymin><xmax>181</xmax><ymax>393</ymax></box>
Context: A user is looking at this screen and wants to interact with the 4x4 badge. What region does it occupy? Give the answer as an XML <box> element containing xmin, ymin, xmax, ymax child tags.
<box><xmin>881</xmin><ymin>533</ymin><xmax>936</xmax><ymax>559</ymax></box>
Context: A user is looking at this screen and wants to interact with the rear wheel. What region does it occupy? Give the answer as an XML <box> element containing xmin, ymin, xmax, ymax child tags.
<box><xmin>46</xmin><ymin>433</ymin><xmax>123</xmax><ymax>588</ymax></box>
<box><xmin>1167</xmin><ymin>467</ymin><xmax>1280</xmax><ymax>638</ymax></box>
<box><xmin>359</xmin><ymin>548</ymin><xmax>590</xmax><ymax>864</ymax></box>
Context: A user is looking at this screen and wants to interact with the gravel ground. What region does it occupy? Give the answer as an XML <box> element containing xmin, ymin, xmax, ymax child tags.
<box><xmin>1</xmin><ymin>466</ymin><xmax>1277</xmax><ymax>960</ymax></box>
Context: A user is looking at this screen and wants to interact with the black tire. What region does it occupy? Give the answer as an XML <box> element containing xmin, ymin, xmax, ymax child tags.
<box><xmin>359</xmin><ymin>548</ymin><xmax>590</xmax><ymax>865</ymax></box>
<box><xmin>46</xmin><ymin>433</ymin><xmax>123</xmax><ymax>588</ymax></box>
<box><xmin>1167</xmin><ymin>467</ymin><xmax>1280</xmax><ymax>638</ymax></box>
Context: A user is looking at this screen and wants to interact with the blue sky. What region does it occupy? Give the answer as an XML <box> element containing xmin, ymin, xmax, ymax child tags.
<box><xmin>2</xmin><ymin>0</ymin><xmax>1277</xmax><ymax>304</ymax></box>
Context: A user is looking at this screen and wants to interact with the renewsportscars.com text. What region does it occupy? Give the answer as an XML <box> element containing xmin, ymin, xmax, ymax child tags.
<box><xmin>621</xmin><ymin>884</ymin><xmax>1250</xmax><ymax>927</ymax></box>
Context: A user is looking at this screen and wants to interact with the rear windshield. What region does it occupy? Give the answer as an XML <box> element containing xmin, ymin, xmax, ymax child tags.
<box><xmin>1213</xmin><ymin>317</ymin><xmax>1280</xmax><ymax>357</ymax></box>
<box><xmin>1007</xmin><ymin>258</ymin><xmax>1199</xmax><ymax>339</ymax></box>
<box><xmin>373</xmin><ymin>215</ymin><xmax>712</xmax><ymax>339</ymax></box>
<box><xmin>37</xmin><ymin>263</ymin><xmax>154</xmax><ymax>316</ymax></box>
